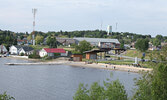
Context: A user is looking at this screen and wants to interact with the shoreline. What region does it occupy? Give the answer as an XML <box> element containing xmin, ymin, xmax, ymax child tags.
<box><xmin>4</xmin><ymin>57</ymin><xmax>152</xmax><ymax>73</ymax></box>
<box><xmin>66</xmin><ymin>62</ymin><xmax>152</xmax><ymax>73</ymax></box>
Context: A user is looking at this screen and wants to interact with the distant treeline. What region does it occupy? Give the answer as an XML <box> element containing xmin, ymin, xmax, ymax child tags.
<box><xmin>0</xmin><ymin>30</ymin><xmax>17</xmax><ymax>48</ymax></box>
<box><xmin>0</xmin><ymin>29</ymin><xmax>167</xmax><ymax>46</ymax></box>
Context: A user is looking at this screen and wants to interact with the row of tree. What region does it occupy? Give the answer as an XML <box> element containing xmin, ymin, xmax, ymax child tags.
<box><xmin>0</xmin><ymin>29</ymin><xmax>167</xmax><ymax>48</ymax></box>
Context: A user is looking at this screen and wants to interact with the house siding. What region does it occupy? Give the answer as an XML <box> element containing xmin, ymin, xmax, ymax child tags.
<box><xmin>9</xmin><ymin>46</ymin><xmax>18</xmax><ymax>55</ymax></box>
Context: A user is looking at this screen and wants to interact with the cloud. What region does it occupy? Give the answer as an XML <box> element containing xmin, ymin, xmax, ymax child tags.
<box><xmin>0</xmin><ymin>0</ymin><xmax>167</xmax><ymax>36</ymax></box>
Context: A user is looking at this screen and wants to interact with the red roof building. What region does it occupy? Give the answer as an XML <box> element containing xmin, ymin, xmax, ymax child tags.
<box><xmin>39</xmin><ymin>48</ymin><xmax>67</xmax><ymax>57</ymax></box>
<box><xmin>44</xmin><ymin>48</ymin><xmax>66</xmax><ymax>53</ymax></box>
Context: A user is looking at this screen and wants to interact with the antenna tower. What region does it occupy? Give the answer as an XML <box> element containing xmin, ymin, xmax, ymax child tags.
<box><xmin>116</xmin><ymin>22</ymin><xmax>118</xmax><ymax>31</ymax></box>
<box><xmin>100</xmin><ymin>19</ymin><xmax>103</xmax><ymax>31</ymax></box>
<box><xmin>32</xmin><ymin>8</ymin><xmax>37</xmax><ymax>45</ymax></box>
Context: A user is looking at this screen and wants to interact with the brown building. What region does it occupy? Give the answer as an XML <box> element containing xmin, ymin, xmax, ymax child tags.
<box><xmin>84</xmin><ymin>50</ymin><xmax>104</xmax><ymax>60</ymax></box>
<box><xmin>86</xmin><ymin>52</ymin><xmax>97</xmax><ymax>60</ymax></box>
<box><xmin>71</xmin><ymin>54</ymin><xmax>83</xmax><ymax>61</ymax></box>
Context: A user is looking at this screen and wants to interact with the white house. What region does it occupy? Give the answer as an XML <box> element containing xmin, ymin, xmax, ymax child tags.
<box><xmin>0</xmin><ymin>45</ymin><xmax>8</xmax><ymax>54</ymax></box>
<box><xmin>39</xmin><ymin>48</ymin><xmax>67</xmax><ymax>57</ymax></box>
<box><xmin>9</xmin><ymin>45</ymin><xmax>33</xmax><ymax>55</ymax></box>
<box><xmin>9</xmin><ymin>45</ymin><xmax>20</xmax><ymax>55</ymax></box>
<box><xmin>18</xmin><ymin>46</ymin><xmax>34</xmax><ymax>55</ymax></box>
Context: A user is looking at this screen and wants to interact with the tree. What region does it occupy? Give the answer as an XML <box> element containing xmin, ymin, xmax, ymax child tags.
<box><xmin>164</xmin><ymin>39</ymin><xmax>167</xmax><ymax>43</ymax></box>
<box><xmin>0</xmin><ymin>92</ymin><xmax>15</xmax><ymax>100</ymax></box>
<box><xmin>73</xmin><ymin>84</ymin><xmax>90</xmax><ymax>100</ymax></box>
<box><xmin>46</xmin><ymin>35</ymin><xmax>57</xmax><ymax>48</ymax></box>
<box><xmin>152</xmin><ymin>38</ymin><xmax>161</xmax><ymax>47</ymax></box>
<box><xmin>120</xmin><ymin>40</ymin><xmax>124</xmax><ymax>49</ymax></box>
<box><xmin>153</xmin><ymin>44</ymin><xmax>167</xmax><ymax>61</ymax></box>
<box><xmin>133</xmin><ymin>64</ymin><xmax>167</xmax><ymax>100</ymax></box>
<box><xmin>104</xmin><ymin>80</ymin><xmax>127</xmax><ymax>100</ymax></box>
<box><xmin>156</xmin><ymin>35</ymin><xmax>163</xmax><ymax>42</ymax></box>
<box><xmin>35</xmin><ymin>35</ymin><xmax>44</xmax><ymax>45</ymax></box>
<box><xmin>135</xmin><ymin>39</ymin><xmax>149</xmax><ymax>52</ymax></box>
<box><xmin>133</xmin><ymin>46</ymin><xmax>167</xmax><ymax>100</ymax></box>
<box><xmin>75</xmin><ymin>40</ymin><xmax>92</xmax><ymax>54</ymax></box>
<box><xmin>27</xmin><ymin>35</ymin><xmax>32</xmax><ymax>41</ymax></box>
<box><xmin>73</xmin><ymin>73</ymin><xmax>128</xmax><ymax>100</ymax></box>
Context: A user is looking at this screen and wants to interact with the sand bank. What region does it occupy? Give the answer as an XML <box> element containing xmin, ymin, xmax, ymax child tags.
<box><xmin>66</xmin><ymin>61</ymin><xmax>152</xmax><ymax>73</ymax></box>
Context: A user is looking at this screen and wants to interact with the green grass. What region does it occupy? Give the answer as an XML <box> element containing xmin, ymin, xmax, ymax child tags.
<box><xmin>30</xmin><ymin>45</ymin><xmax>49</xmax><ymax>50</ymax></box>
<box><xmin>123</xmin><ymin>49</ymin><xmax>152</xmax><ymax>59</ymax></box>
<box><xmin>139</xmin><ymin>61</ymin><xmax>158</xmax><ymax>68</ymax></box>
<box><xmin>98</xmin><ymin>60</ymin><xmax>134</xmax><ymax>65</ymax></box>
<box><xmin>82</xmin><ymin>59</ymin><xmax>134</xmax><ymax>65</ymax></box>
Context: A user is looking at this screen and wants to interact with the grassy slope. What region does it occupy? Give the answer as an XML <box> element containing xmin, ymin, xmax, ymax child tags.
<box><xmin>123</xmin><ymin>49</ymin><xmax>151</xmax><ymax>59</ymax></box>
<box><xmin>30</xmin><ymin>45</ymin><xmax>49</xmax><ymax>50</ymax></box>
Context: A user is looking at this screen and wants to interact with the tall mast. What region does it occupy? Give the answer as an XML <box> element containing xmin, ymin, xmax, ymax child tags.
<box><xmin>32</xmin><ymin>8</ymin><xmax>37</xmax><ymax>45</ymax></box>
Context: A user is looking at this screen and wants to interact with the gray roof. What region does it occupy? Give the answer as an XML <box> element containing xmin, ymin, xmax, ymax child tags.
<box><xmin>22</xmin><ymin>46</ymin><xmax>34</xmax><ymax>52</ymax></box>
<box><xmin>14</xmin><ymin>45</ymin><xmax>34</xmax><ymax>52</ymax></box>
<box><xmin>14</xmin><ymin>45</ymin><xmax>24</xmax><ymax>49</ymax></box>
<box><xmin>73</xmin><ymin>37</ymin><xmax>120</xmax><ymax>44</ymax></box>
<box><xmin>56</xmin><ymin>38</ymin><xmax>77</xmax><ymax>44</ymax></box>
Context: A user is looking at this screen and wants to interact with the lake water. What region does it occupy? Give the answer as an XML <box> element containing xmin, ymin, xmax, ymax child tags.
<box><xmin>0</xmin><ymin>58</ymin><xmax>140</xmax><ymax>100</ymax></box>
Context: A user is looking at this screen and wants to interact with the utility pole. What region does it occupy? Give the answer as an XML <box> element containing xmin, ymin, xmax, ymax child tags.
<box><xmin>32</xmin><ymin>8</ymin><xmax>37</xmax><ymax>45</ymax></box>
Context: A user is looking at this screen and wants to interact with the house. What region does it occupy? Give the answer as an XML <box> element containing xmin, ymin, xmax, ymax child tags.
<box><xmin>39</xmin><ymin>48</ymin><xmax>67</xmax><ymax>57</ymax></box>
<box><xmin>130</xmin><ymin>42</ymin><xmax>136</xmax><ymax>49</ymax></box>
<box><xmin>9</xmin><ymin>45</ymin><xmax>33</xmax><ymax>55</ymax></box>
<box><xmin>71</xmin><ymin>54</ymin><xmax>83</xmax><ymax>61</ymax></box>
<box><xmin>17</xmin><ymin>38</ymin><xmax>28</xmax><ymax>45</ymax></box>
<box><xmin>73</xmin><ymin>37</ymin><xmax>120</xmax><ymax>49</ymax></box>
<box><xmin>18</xmin><ymin>46</ymin><xmax>34</xmax><ymax>55</ymax></box>
<box><xmin>124</xmin><ymin>44</ymin><xmax>131</xmax><ymax>49</ymax></box>
<box><xmin>0</xmin><ymin>45</ymin><xmax>8</xmax><ymax>54</ymax></box>
<box><xmin>84</xmin><ymin>49</ymin><xmax>104</xmax><ymax>60</ymax></box>
<box><xmin>56</xmin><ymin>38</ymin><xmax>77</xmax><ymax>47</ymax></box>
<box><xmin>161</xmin><ymin>42</ymin><xmax>167</xmax><ymax>47</ymax></box>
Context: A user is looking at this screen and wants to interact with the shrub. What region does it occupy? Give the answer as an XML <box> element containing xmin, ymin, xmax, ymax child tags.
<box><xmin>0</xmin><ymin>92</ymin><xmax>15</xmax><ymax>100</ymax></box>
<box><xmin>20</xmin><ymin>53</ymin><xmax>24</xmax><ymax>56</ymax></box>
<box><xmin>54</xmin><ymin>53</ymin><xmax>60</xmax><ymax>57</ymax></box>
<box><xmin>28</xmin><ymin>54</ymin><xmax>40</xmax><ymax>59</ymax></box>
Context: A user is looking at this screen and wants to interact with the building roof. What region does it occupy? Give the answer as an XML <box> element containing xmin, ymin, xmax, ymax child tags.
<box><xmin>56</xmin><ymin>38</ymin><xmax>77</xmax><ymax>44</ymax></box>
<box><xmin>44</xmin><ymin>48</ymin><xmax>66</xmax><ymax>53</ymax></box>
<box><xmin>73</xmin><ymin>37</ymin><xmax>120</xmax><ymax>44</ymax></box>
<box><xmin>84</xmin><ymin>49</ymin><xmax>106</xmax><ymax>53</ymax></box>
<box><xmin>0</xmin><ymin>45</ymin><xmax>7</xmax><ymax>52</ymax></box>
<box><xmin>21</xmin><ymin>46</ymin><xmax>34</xmax><ymax>52</ymax></box>
<box><xmin>13</xmin><ymin>45</ymin><xmax>33</xmax><ymax>51</ymax></box>
<box><xmin>14</xmin><ymin>45</ymin><xmax>25</xmax><ymax>49</ymax></box>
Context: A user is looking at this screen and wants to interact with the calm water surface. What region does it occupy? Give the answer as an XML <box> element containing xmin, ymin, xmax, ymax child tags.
<box><xmin>0</xmin><ymin>58</ymin><xmax>140</xmax><ymax>100</ymax></box>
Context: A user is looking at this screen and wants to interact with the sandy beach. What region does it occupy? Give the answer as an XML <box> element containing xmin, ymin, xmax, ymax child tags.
<box><xmin>66</xmin><ymin>61</ymin><xmax>152</xmax><ymax>73</ymax></box>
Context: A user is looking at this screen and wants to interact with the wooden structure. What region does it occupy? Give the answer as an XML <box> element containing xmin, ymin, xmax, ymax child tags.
<box><xmin>84</xmin><ymin>50</ymin><xmax>104</xmax><ymax>60</ymax></box>
<box><xmin>86</xmin><ymin>52</ymin><xmax>97</xmax><ymax>60</ymax></box>
<box><xmin>71</xmin><ymin>54</ymin><xmax>83</xmax><ymax>61</ymax></box>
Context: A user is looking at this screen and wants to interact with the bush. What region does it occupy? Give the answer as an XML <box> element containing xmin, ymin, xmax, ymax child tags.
<box><xmin>73</xmin><ymin>73</ymin><xmax>128</xmax><ymax>100</ymax></box>
<box><xmin>54</xmin><ymin>53</ymin><xmax>60</xmax><ymax>57</ymax></box>
<box><xmin>28</xmin><ymin>54</ymin><xmax>40</xmax><ymax>59</ymax></box>
<box><xmin>20</xmin><ymin>53</ymin><xmax>24</xmax><ymax>56</ymax></box>
<box><xmin>0</xmin><ymin>92</ymin><xmax>15</xmax><ymax>100</ymax></box>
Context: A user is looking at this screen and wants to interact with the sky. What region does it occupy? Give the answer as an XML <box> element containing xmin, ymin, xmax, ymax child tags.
<box><xmin>0</xmin><ymin>0</ymin><xmax>167</xmax><ymax>37</ymax></box>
